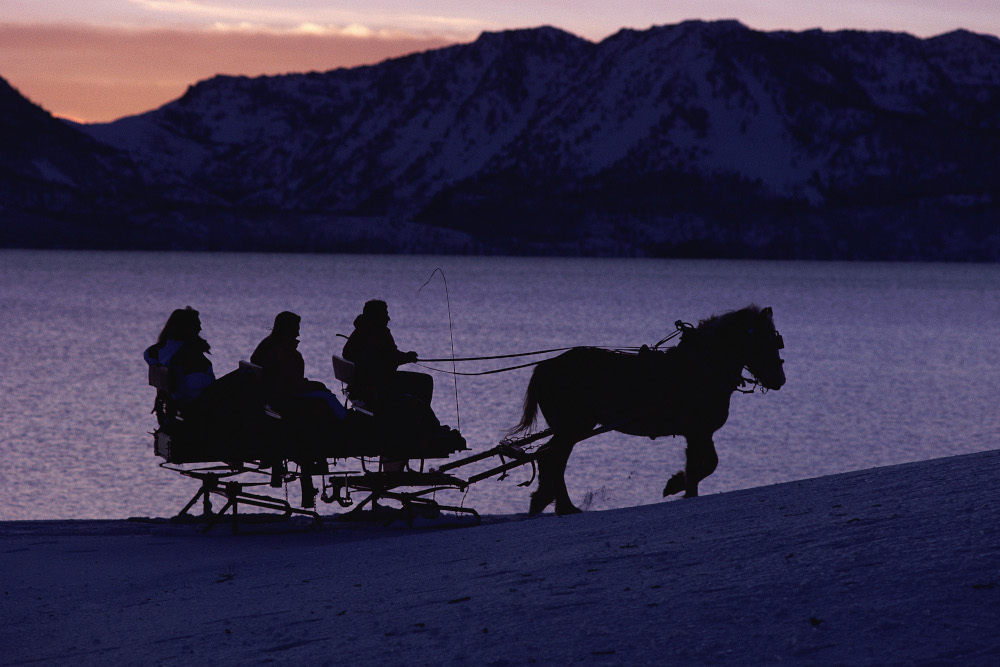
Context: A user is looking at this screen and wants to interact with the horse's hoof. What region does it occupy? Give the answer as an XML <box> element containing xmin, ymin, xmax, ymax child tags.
<box><xmin>555</xmin><ymin>504</ymin><xmax>583</xmax><ymax>516</ymax></box>
<box><xmin>529</xmin><ymin>492</ymin><xmax>553</xmax><ymax>515</ymax></box>
<box><xmin>663</xmin><ymin>473</ymin><xmax>686</xmax><ymax>497</ymax></box>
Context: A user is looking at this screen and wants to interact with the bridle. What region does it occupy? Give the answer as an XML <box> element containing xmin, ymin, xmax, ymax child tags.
<box><xmin>743</xmin><ymin>327</ymin><xmax>784</xmax><ymax>393</ymax></box>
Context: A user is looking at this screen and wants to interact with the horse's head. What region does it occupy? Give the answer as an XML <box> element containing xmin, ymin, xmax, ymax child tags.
<box><xmin>744</xmin><ymin>306</ymin><xmax>785</xmax><ymax>390</ymax></box>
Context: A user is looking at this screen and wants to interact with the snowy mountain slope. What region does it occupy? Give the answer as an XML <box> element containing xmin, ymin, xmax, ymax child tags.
<box><xmin>0</xmin><ymin>78</ymin><xmax>148</xmax><ymax>246</ymax></box>
<box><xmin>4</xmin><ymin>21</ymin><xmax>1000</xmax><ymax>257</ymax></box>
<box><xmin>81</xmin><ymin>22</ymin><xmax>1000</xmax><ymax>211</ymax></box>
<box><xmin>82</xmin><ymin>26</ymin><xmax>592</xmax><ymax>213</ymax></box>
<box><xmin>0</xmin><ymin>78</ymin><xmax>134</xmax><ymax>201</ymax></box>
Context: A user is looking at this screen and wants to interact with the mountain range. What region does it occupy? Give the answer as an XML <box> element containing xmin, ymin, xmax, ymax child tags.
<box><xmin>3</xmin><ymin>20</ymin><xmax>1000</xmax><ymax>259</ymax></box>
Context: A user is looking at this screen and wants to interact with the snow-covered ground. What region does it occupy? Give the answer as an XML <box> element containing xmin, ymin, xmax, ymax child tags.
<box><xmin>3</xmin><ymin>449</ymin><xmax>999</xmax><ymax>665</ymax></box>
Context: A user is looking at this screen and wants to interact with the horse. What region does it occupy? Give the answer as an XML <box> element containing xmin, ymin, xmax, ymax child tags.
<box><xmin>509</xmin><ymin>305</ymin><xmax>785</xmax><ymax>515</ymax></box>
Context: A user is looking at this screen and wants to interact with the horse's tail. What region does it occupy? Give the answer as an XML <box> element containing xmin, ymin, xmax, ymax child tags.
<box><xmin>507</xmin><ymin>369</ymin><xmax>542</xmax><ymax>436</ymax></box>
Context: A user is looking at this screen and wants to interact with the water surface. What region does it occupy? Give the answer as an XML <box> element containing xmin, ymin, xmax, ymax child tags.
<box><xmin>1</xmin><ymin>250</ymin><xmax>997</xmax><ymax>520</ymax></box>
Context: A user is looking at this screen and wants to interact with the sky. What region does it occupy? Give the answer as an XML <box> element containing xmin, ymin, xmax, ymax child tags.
<box><xmin>2</xmin><ymin>0</ymin><xmax>998</xmax><ymax>123</ymax></box>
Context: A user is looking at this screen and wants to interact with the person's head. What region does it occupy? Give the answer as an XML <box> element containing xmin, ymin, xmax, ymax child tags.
<box><xmin>159</xmin><ymin>307</ymin><xmax>202</xmax><ymax>344</ymax></box>
<box><xmin>362</xmin><ymin>299</ymin><xmax>390</xmax><ymax>327</ymax></box>
<box><xmin>272</xmin><ymin>311</ymin><xmax>301</xmax><ymax>339</ymax></box>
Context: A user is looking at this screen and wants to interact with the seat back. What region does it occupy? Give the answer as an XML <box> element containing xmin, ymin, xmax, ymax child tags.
<box><xmin>332</xmin><ymin>354</ymin><xmax>375</xmax><ymax>416</ymax></box>
<box><xmin>148</xmin><ymin>363</ymin><xmax>180</xmax><ymax>431</ymax></box>
<box><xmin>148</xmin><ymin>364</ymin><xmax>171</xmax><ymax>392</ymax></box>
<box><xmin>238</xmin><ymin>360</ymin><xmax>280</xmax><ymax>419</ymax></box>
<box><xmin>331</xmin><ymin>354</ymin><xmax>356</xmax><ymax>384</ymax></box>
<box><xmin>239</xmin><ymin>359</ymin><xmax>263</xmax><ymax>380</ymax></box>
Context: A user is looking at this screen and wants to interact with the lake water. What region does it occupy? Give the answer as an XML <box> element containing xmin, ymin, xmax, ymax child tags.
<box><xmin>1</xmin><ymin>250</ymin><xmax>997</xmax><ymax>521</ymax></box>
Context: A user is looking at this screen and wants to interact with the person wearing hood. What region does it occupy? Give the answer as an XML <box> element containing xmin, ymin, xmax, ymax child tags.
<box><xmin>343</xmin><ymin>300</ymin><xmax>465</xmax><ymax>458</ymax></box>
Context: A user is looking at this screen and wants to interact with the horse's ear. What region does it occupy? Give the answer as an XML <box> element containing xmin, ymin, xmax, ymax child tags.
<box><xmin>762</xmin><ymin>306</ymin><xmax>773</xmax><ymax>318</ymax></box>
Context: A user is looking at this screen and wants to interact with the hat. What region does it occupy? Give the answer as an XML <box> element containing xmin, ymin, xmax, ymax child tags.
<box><xmin>362</xmin><ymin>299</ymin><xmax>388</xmax><ymax>316</ymax></box>
<box><xmin>272</xmin><ymin>311</ymin><xmax>301</xmax><ymax>336</ymax></box>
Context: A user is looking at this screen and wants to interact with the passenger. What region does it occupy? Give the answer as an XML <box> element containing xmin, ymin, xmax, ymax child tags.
<box><xmin>251</xmin><ymin>311</ymin><xmax>347</xmax><ymax>422</ymax></box>
<box><xmin>145</xmin><ymin>307</ymin><xmax>271</xmax><ymax>461</ymax></box>
<box><xmin>252</xmin><ymin>311</ymin><xmax>347</xmax><ymax>507</ymax></box>
<box><xmin>342</xmin><ymin>299</ymin><xmax>432</xmax><ymax>408</ymax></box>
<box><xmin>144</xmin><ymin>306</ymin><xmax>215</xmax><ymax>406</ymax></box>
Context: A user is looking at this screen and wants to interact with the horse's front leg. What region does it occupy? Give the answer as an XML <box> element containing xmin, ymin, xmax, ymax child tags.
<box><xmin>662</xmin><ymin>470</ymin><xmax>686</xmax><ymax>497</ymax></box>
<box><xmin>683</xmin><ymin>435</ymin><xmax>718</xmax><ymax>498</ymax></box>
<box><xmin>663</xmin><ymin>435</ymin><xmax>718</xmax><ymax>498</ymax></box>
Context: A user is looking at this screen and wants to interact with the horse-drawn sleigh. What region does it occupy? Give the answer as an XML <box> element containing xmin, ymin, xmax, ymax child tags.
<box><xmin>146</xmin><ymin>305</ymin><xmax>785</xmax><ymax>531</ymax></box>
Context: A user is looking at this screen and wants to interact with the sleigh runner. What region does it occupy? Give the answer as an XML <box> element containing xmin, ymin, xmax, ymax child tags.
<box><xmin>148</xmin><ymin>355</ymin><xmax>547</xmax><ymax>532</ymax></box>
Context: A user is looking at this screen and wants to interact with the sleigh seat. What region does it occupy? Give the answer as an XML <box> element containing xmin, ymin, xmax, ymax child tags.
<box><xmin>148</xmin><ymin>360</ymin><xmax>323</xmax><ymax>532</ymax></box>
<box><xmin>331</xmin><ymin>355</ymin><xmax>466</xmax><ymax>461</ymax></box>
<box><xmin>330</xmin><ymin>354</ymin><xmax>471</xmax><ymax>523</ymax></box>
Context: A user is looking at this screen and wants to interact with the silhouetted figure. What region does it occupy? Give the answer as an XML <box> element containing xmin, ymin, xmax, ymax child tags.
<box><xmin>252</xmin><ymin>311</ymin><xmax>346</xmax><ymax>507</ymax></box>
<box><xmin>251</xmin><ymin>311</ymin><xmax>347</xmax><ymax>421</ymax></box>
<box><xmin>145</xmin><ymin>307</ymin><xmax>285</xmax><ymax>464</ymax></box>
<box><xmin>342</xmin><ymin>299</ymin><xmax>432</xmax><ymax>408</ymax></box>
<box><xmin>343</xmin><ymin>300</ymin><xmax>464</xmax><ymax>458</ymax></box>
<box><xmin>144</xmin><ymin>306</ymin><xmax>215</xmax><ymax>406</ymax></box>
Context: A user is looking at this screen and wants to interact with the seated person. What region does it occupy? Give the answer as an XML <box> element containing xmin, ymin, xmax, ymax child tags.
<box><xmin>342</xmin><ymin>299</ymin><xmax>432</xmax><ymax>408</ymax></box>
<box><xmin>145</xmin><ymin>307</ymin><xmax>275</xmax><ymax>460</ymax></box>
<box><xmin>252</xmin><ymin>311</ymin><xmax>347</xmax><ymax>423</ymax></box>
<box><xmin>252</xmin><ymin>311</ymin><xmax>348</xmax><ymax>507</ymax></box>
<box><xmin>343</xmin><ymin>300</ymin><xmax>462</xmax><ymax>453</ymax></box>
<box><xmin>144</xmin><ymin>306</ymin><xmax>215</xmax><ymax>416</ymax></box>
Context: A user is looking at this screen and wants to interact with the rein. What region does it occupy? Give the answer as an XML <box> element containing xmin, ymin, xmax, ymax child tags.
<box><xmin>417</xmin><ymin>347</ymin><xmax>581</xmax><ymax>363</ymax></box>
<box><xmin>356</xmin><ymin>318</ymin><xmax>770</xmax><ymax>392</ymax></box>
<box><xmin>418</xmin><ymin>319</ymin><xmax>700</xmax><ymax>377</ymax></box>
<box><xmin>415</xmin><ymin>358</ymin><xmax>556</xmax><ymax>376</ymax></box>
<box><xmin>415</xmin><ymin>347</ymin><xmax>636</xmax><ymax>376</ymax></box>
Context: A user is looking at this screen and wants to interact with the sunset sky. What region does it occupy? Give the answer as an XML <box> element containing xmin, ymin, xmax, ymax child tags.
<box><xmin>2</xmin><ymin>1</ymin><xmax>997</xmax><ymax>124</ymax></box>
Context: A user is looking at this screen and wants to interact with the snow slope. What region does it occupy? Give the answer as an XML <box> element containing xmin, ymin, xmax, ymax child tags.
<box><xmin>3</xmin><ymin>448</ymin><xmax>998</xmax><ymax>664</ymax></box>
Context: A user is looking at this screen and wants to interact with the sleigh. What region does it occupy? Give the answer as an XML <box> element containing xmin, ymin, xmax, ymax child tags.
<box><xmin>147</xmin><ymin>356</ymin><xmax>502</xmax><ymax>532</ymax></box>
<box><xmin>148</xmin><ymin>360</ymin><xmax>334</xmax><ymax>532</ymax></box>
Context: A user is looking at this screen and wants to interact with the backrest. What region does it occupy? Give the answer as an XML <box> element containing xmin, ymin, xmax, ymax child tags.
<box><xmin>148</xmin><ymin>364</ymin><xmax>171</xmax><ymax>393</ymax></box>
<box><xmin>239</xmin><ymin>359</ymin><xmax>263</xmax><ymax>380</ymax></box>
<box><xmin>331</xmin><ymin>355</ymin><xmax>356</xmax><ymax>384</ymax></box>
<box><xmin>332</xmin><ymin>354</ymin><xmax>375</xmax><ymax>415</ymax></box>
<box><xmin>148</xmin><ymin>363</ymin><xmax>178</xmax><ymax>429</ymax></box>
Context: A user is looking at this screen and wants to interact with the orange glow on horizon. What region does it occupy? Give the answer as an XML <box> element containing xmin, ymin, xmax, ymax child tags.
<box><xmin>0</xmin><ymin>23</ymin><xmax>455</xmax><ymax>123</ymax></box>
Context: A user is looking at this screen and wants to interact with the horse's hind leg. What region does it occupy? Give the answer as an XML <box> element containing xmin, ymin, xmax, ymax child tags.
<box><xmin>529</xmin><ymin>460</ymin><xmax>556</xmax><ymax>515</ymax></box>
<box><xmin>530</xmin><ymin>436</ymin><xmax>581</xmax><ymax>515</ymax></box>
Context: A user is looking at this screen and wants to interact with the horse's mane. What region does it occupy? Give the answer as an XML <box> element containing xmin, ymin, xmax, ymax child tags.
<box><xmin>683</xmin><ymin>304</ymin><xmax>764</xmax><ymax>346</ymax></box>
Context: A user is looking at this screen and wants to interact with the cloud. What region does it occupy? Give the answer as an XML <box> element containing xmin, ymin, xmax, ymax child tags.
<box><xmin>204</xmin><ymin>20</ymin><xmax>428</xmax><ymax>40</ymax></box>
<box><xmin>124</xmin><ymin>0</ymin><xmax>489</xmax><ymax>38</ymax></box>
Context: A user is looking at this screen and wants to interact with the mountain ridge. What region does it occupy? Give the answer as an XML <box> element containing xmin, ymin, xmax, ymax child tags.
<box><xmin>3</xmin><ymin>21</ymin><xmax>999</xmax><ymax>259</ymax></box>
